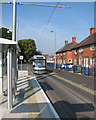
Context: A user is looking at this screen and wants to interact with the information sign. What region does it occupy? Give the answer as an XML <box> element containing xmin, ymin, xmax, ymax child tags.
<box><xmin>19</xmin><ymin>56</ymin><xmax>23</xmax><ymax>60</ymax></box>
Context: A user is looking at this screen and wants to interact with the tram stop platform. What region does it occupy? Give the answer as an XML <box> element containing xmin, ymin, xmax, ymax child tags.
<box><xmin>0</xmin><ymin>70</ymin><xmax>60</xmax><ymax>120</ymax></box>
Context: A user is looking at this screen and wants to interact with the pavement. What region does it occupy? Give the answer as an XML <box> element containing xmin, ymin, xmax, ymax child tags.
<box><xmin>0</xmin><ymin>70</ymin><xmax>60</xmax><ymax>120</ymax></box>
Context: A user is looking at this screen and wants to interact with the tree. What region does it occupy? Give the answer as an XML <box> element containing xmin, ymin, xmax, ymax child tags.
<box><xmin>0</xmin><ymin>27</ymin><xmax>12</xmax><ymax>40</ymax></box>
<box><xmin>18</xmin><ymin>39</ymin><xmax>36</xmax><ymax>61</ymax></box>
<box><xmin>35</xmin><ymin>50</ymin><xmax>42</xmax><ymax>55</ymax></box>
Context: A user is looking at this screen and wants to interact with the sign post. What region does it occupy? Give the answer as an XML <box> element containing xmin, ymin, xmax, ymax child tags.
<box><xmin>19</xmin><ymin>56</ymin><xmax>23</xmax><ymax>70</ymax></box>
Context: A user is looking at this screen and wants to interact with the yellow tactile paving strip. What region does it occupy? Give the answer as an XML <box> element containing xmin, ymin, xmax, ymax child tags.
<box><xmin>27</xmin><ymin>78</ymin><xmax>41</xmax><ymax>118</ymax></box>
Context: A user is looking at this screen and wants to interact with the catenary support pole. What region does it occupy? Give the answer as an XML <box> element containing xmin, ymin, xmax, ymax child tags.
<box><xmin>7</xmin><ymin>47</ymin><xmax>13</xmax><ymax>109</ymax></box>
<box><xmin>12</xmin><ymin>0</ymin><xmax>16</xmax><ymax>42</ymax></box>
<box><xmin>12</xmin><ymin>0</ymin><xmax>17</xmax><ymax>104</ymax></box>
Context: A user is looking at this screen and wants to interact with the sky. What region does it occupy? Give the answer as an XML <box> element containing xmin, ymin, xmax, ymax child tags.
<box><xmin>1</xmin><ymin>1</ymin><xmax>95</xmax><ymax>55</ymax></box>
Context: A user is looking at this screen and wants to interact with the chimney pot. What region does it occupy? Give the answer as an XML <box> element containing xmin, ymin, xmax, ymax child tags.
<box><xmin>65</xmin><ymin>41</ymin><xmax>68</xmax><ymax>45</ymax></box>
<box><xmin>72</xmin><ymin>37</ymin><xmax>76</xmax><ymax>42</ymax></box>
<box><xmin>90</xmin><ymin>28</ymin><xmax>95</xmax><ymax>35</ymax></box>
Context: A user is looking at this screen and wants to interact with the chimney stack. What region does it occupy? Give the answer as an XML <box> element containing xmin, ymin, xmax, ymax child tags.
<box><xmin>65</xmin><ymin>41</ymin><xmax>68</xmax><ymax>45</ymax></box>
<box><xmin>90</xmin><ymin>28</ymin><xmax>95</xmax><ymax>35</ymax></box>
<box><xmin>72</xmin><ymin>37</ymin><xmax>76</xmax><ymax>42</ymax></box>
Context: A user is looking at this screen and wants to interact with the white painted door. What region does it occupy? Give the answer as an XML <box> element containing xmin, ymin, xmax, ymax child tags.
<box><xmin>84</xmin><ymin>58</ymin><xmax>88</xmax><ymax>67</ymax></box>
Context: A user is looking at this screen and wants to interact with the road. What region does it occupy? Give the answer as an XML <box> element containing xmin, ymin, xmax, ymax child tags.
<box><xmin>35</xmin><ymin>69</ymin><xmax>96</xmax><ymax>119</ymax></box>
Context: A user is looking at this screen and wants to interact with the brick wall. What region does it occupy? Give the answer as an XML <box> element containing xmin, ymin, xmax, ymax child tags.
<box><xmin>72</xmin><ymin>44</ymin><xmax>96</xmax><ymax>67</ymax></box>
<box><xmin>56</xmin><ymin>51</ymin><xmax>73</xmax><ymax>64</ymax></box>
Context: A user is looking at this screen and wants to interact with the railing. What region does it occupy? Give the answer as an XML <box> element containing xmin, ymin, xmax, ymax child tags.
<box><xmin>73</xmin><ymin>66</ymin><xmax>96</xmax><ymax>77</ymax></box>
<box><xmin>47</xmin><ymin>63</ymin><xmax>96</xmax><ymax>78</ymax></box>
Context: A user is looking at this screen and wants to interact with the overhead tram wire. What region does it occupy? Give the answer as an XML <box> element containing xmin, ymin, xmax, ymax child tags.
<box><xmin>37</xmin><ymin>1</ymin><xmax>60</xmax><ymax>45</ymax></box>
<box><xmin>0</xmin><ymin>1</ymin><xmax>70</xmax><ymax>49</ymax></box>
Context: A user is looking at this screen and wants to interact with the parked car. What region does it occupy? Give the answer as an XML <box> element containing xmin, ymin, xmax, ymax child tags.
<box><xmin>61</xmin><ymin>63</ymin><xmax>73</xmax><ymax>69</ymax></box>
<box><xmin>61</xmin><ymin>64</ymin><xmax>67</xmax><ymax>69</ymax></box>
<box><xmin>67</xmin><ymin>63</ymin><xmax>74</xmax><ymax>69</ymax></box>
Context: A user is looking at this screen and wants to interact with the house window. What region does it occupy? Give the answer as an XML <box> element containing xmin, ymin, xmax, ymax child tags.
<box><xmin>74</xmin><ymin>59</ymin><xmax>77</xmax><ymax>65</ymax></box>
<box><xmin>69</xmin><ymin>59</ymin><xmax>72</xmax><ymax>63</ymax></box>
<box><xmin>90</xmin><ymin>45</ymin><xmax>95</xmax><ymax>51</ymax></box>
<box><xmin>90</xmin><ymin>58</ymin><xmax>95</xmax><ymax>66</ymax></box>
<box><xmin>74</xmin><ymin>50</ymin><xmax>77</xmax><ymax>54</ymax></box>
<box><xmin>79</xmin><ymin>48</ymin><xmax>83</xmax><ymax>53</ymax></box>
<box><xmin>79</xmin><ymin>58</ymin><xmax>82</xmax><ymax>65</ymax></box>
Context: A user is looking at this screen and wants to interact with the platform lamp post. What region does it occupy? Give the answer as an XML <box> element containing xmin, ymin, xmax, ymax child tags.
<box><xmin>51</xmin><ymin>31</ymin><xmax>56</xmax><ymax>69</ymax></box>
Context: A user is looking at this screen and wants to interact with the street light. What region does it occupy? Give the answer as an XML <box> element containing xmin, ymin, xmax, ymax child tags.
<box><xmin>50</xmin><ymin>31</ymin><xmax>56</xmax><ymax>69</ymax></box>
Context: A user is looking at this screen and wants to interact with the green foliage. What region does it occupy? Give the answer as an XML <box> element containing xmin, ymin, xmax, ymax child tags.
<box><xmin>35</xmin><ymin>50</ymin><xmax>42</xmax><ymax>55</ymax></box>
<box><xmin>18</xmin><ymin>39</ymin><xmax>36</xmax><ymax>61</ymax></box>
<box><xmin>0</xmin><ymin>27</ymin><xmax>12</xmax><ymax>40</ymax></box>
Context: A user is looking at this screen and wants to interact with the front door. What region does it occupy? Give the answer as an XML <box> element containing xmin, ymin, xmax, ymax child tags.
<box><xmin>84</xmin><ymin>58</ymin><xmax>88</xmax><ymax>67</ymax></box>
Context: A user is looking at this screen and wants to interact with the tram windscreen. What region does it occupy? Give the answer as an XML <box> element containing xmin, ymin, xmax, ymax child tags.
<box><xmin>33</xmin><ymin>59</ymin><xmax>45</xmax><ymax>67</ymax></box>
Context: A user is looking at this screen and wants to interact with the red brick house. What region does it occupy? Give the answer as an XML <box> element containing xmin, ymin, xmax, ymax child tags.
<box><xmin>72</xmin><ymin>28</ymin><xmax>96</xmax><ymax>67</ymax></box>
<box><xmin>56</xmin><ymin>37</ymin><xmax>78</xmax><ymax>64</ymax></box>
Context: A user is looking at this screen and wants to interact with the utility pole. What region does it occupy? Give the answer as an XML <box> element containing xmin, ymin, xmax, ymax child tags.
<box><xmin>12</xmin><ymin>0</ymin><xmax>16</xmax><ymax>42</ymax></box>
<box><xmin>12</xmin><ymin>0</ymin><xmax>17</xmax><ymax>104</ymax></box>
<box><xmin>16</xmin><ymin>22</ymin><xmax>18</xmax><ymax>42</ymax></box>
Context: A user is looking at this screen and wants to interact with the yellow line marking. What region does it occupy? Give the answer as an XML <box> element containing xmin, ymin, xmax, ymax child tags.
<box><xmin>27</xmin><ymin>78</ymin><xmax>41</xmax><ymax>119</ymax></box>
<box><xmin>51</xmin><ymin>73</ymin><xmax>96</xmax><ymax>96</ymax></box>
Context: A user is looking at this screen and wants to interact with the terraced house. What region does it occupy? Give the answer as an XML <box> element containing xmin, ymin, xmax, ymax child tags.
<box><xmin>56</xmin><ymin>37</ymin><xmax>78</xmax><ymax>64</ymax></box>
<box><xmin>72</xmin><ymin>28</ymin><xmax>96</xmax><ymax>67</ymax></box>
<box><xmin>56</xmin><ymin>28</ymin><xmax>96</xmax><ymax>67</ymax></box>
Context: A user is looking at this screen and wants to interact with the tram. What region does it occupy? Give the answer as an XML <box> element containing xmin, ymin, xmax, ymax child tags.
<box><xmin>32</xmin><ymin>55</ymin><xmax>46</xmax><ymax>74</ymax></box>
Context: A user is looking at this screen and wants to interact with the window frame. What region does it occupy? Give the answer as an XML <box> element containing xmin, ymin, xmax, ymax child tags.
<box><xmin>79</xmin><ymin>48</ymin><xmax>83</xmax><ymax>53</ymax></box>
<box><xmin>90</xmin><ymin>44</ymin><xmax>95</xmax><ymax>51</ymax></box>
<box><xmin>74</xmin><ymin>50</ymin><xmax>77</xmax><ymax>54</ymax></box>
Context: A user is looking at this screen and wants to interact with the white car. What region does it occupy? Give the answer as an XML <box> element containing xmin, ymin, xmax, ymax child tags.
<box><xmin>67</xmin><ymin>63</ymin><xmax>74</xmax><ymax>69</ymax></box>
<box><xmin>61</xmin><ymin>64</ymin><xmax>67</xmax><ymax>69</ymax></box>
<box><xmin>61</xmin><ymin>63</ymin><xmax>73</xmax><ymax>69</ymax></box>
